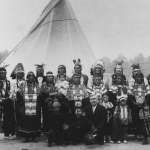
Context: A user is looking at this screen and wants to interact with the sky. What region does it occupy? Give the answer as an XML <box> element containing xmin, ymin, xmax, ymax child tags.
<box><xmin>1</xmin><ymin>0</ymin><xmax>150</xmax><ymax>59</ymax></box>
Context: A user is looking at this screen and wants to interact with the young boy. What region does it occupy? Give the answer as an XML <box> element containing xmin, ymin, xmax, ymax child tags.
<box><xmin>113</xmin><ymin>98</ymin><xmax>128</xmax><ymax>144</ymax></box>
<box><xmin>101</xmin><ymin>92</ymin><xmax>114</xmax><ymax>143</ymax></box>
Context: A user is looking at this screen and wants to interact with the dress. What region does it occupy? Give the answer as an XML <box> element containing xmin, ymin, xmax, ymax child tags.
<box><xmin>18</xmin><ymin>82</ymin><xmax>41</xmax><ymax>139</ymax></box>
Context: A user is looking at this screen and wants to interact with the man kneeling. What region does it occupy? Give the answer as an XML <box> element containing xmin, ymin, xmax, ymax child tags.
<box><xmin>84</xmin><ymin>93</ymin><xmax>107</xmax><ymax>145</ymax></box>
<box><xmin>47</xmin><ymin>95</ymin><xmax>70</xmax><ymax>146</ymax></box>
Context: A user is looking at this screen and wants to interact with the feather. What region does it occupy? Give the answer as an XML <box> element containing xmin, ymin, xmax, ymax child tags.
<box><xmin>78</xmin><ymin>58</ymin><xmax>81</xmax><ymax>63</ymax></box>
<box><xmin>73</xmin><ymin>59</ymin><xmax>76</xmax><ymax>64</ymax></box>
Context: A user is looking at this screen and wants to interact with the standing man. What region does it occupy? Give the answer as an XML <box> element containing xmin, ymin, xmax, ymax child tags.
<box><xmin>70</xmin><ymin>59</ymin><xmax>88</xmax><ymax>87</ymax></box>
<box><xmin>35</xmin><ymin>64</ymin><xmax>45</xmax><ymax>89</ymax></box>
<box><xmin>39</xmin><ymin>71</ymin><xmax>57</xmax><ymax>132</ymax></box>
<box><xmin>67</xmin><ymin>73</ymin><xmax>89</xmax><ymax>112</ymax></box>
<box><xmin>110</xmin><ymin>61</ymin><xmax>127</xmax><ymax>106</ymax></box>
<box><xmin>138</xmin><ymin>74</ymin><xmax>150</xmax><ymax>144</ymax></box>
<box><xmin>10</xmin><ymin>63</ymin><xmax>26</xmax><ymax>135</ymax></box>
<box><xmin>0</xmin><ymin>66</ymin><xmax>15</xmax><ymax>138</ymax></box>
<box><xmin>111</xmin><ymin>61</ymin><xmax>127</xmax><ymax>87</ymax></box>
<box><xmin>128</xmin><ymin>64</ymin><xmax>148</xmax><ymax>144</ymax></box>
<box><xmin>67</xmin><ymin>73</ymin><xmax>90</xmax><ymax>144</ymax></box>
<box><xmin>35</xmin><ymin>64</ymin><xmax>45</xmax><ymax>132</ymax></box>
<box><xmin>101</xmin><ymin>92</ymin><xmax>114</xmax><ymax>143</ymax></box>
<box><xmin>55</xmin><ymin>65</ymin><xmax>69</xmax><ymax>97</ymax></box>
<box><xmin>109</xmin><ymin>61</ymin><xmax>128</xmax><ymax>143</ymax></box>
<box><xmin>89</xmin><ymin>60</ymin><xmax>106</xmax><ymax>104</ymax></box>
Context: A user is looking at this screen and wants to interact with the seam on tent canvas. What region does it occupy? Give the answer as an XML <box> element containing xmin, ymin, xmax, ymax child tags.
<box><xmin>0</xmin><ymin>35</ymin><xmax>29</xmax><ymax>64</ymax></box>
<box><xmin>66</xmin><ymin>0</ymin><xmax>95</xmax><ymax>63</ymax></box>
<box><xmin>44</xmin><ymin>11</ymin><xmax>54</xmax><ymax>69</ymax></box>
<box><xmin>0</xmin><ymin>0</ymin><xmax>76</xmax><ymax>65</ymax></box>
<box><xmin>39</xmin><ymin>18</ymin><xmax>78</xmax><ymax>28</ymax></box>
<box><xmin>67</xmin><ymin>12</ymin><xmax>74</xmax><ymax>64</ymax></box>
<box><xmin>30</xmin><ymin>0</ymin><xmax>63</xmax><ymax>34</ymax></box>
<box><xmin>41</xmin><ymin>0</ymin><xmax>63</xmax><ymax>16</ymax></box>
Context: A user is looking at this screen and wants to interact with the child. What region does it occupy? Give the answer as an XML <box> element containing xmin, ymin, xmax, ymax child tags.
<box><xmin>112</xmin><ymin>97</ymin><xmax>128</xmax><ymax>143</ymax></box>
<box><xmin>101</xmin><ymin>92</ymin><xmax>114</xmax><ymax>143</ymax></box>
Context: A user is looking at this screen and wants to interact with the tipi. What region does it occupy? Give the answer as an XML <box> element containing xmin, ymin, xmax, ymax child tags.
<box><xmin>1</xmin><ymin>0</ymin><xmax>95</xmax><ymax>75</ymax></box>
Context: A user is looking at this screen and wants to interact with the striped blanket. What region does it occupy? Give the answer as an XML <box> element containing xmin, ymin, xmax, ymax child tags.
<box><xmin>24</xmin><ymin>85</ymin><xmax>37</xmax><ymax>116</ymax></box>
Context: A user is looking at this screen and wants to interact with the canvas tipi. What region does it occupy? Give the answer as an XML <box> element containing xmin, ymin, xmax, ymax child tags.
<box><xmin>1</xmin><ymin>0</ymin><xmax>95</xmax><ymax>75</ymax></box>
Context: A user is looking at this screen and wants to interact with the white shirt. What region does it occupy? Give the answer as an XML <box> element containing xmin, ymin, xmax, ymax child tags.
<box><xmin>92</xmin><ymin>105</ymin><xmax>97</xmax><ymax>113</ymax></box>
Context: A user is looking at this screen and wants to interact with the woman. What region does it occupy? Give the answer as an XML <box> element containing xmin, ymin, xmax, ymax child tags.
<box><xmin>19</xmin><ymin>71</ymin><xmax>41</xmax><ymax>142</ymax></box>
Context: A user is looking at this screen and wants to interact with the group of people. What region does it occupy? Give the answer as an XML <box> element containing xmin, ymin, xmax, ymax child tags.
<box><xmin>0</xmin><ymin>59</ymin><xmax>150</xmax><ymax>146</ymax></box>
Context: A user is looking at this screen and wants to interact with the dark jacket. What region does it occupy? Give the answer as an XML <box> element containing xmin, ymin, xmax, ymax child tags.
<box><xmin>84</xmin><ymin>104</ymin><xmax>107</xmax><ymax>131</ymax></box>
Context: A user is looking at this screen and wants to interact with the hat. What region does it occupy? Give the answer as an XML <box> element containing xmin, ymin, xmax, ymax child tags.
<box><xmin>35</xmin><ymin>64</ymin><xmax>44</xmax><ymax>71</ymax></box>
<box><xmin>131</xmin><ymin>64</ymin><xmax>140</xmax><ymax>70</ymax></box>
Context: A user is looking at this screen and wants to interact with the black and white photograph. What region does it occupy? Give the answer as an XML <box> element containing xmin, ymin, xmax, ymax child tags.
<box><xmin>0</xmin><ymin>0</ymin><xmax>150</xmax><ymax>149</ymax></box>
